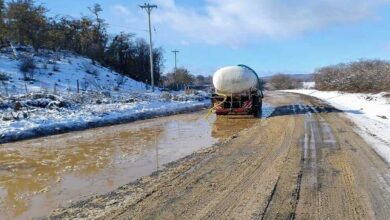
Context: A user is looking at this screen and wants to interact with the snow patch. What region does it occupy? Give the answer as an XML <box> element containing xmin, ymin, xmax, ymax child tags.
<box><xmin>302</xmin><ymin>81</ymin><xmax>315</xmax><ymax>89</ymax></box>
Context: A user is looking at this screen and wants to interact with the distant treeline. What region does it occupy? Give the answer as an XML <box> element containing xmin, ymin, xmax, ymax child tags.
<box><xmin>0</xmin><ymin>0</ymin><xmax>163</xmax><ymax>84</ymax></box>
<box><xmin>266</xmin><ymin>74</ymin><xmax>303</xmax><ymax>90</ymax></box>
<box><xmin>265</xmin><ymin>59</ymin><xmax>390</xmax><ymax>92</ymax></box>
<box><xmin>161</xmin><ymin>68</ymin><xmax>213</xmax><ymax>90</ymax></box>
<box><xmin>314</xmin><ymin>59</ymin><xmax>390</xmax><ymax>92</ymax></box>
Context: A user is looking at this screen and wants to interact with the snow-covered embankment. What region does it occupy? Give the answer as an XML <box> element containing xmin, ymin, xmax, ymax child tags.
<box><xmin>0</xmin><ymin>50</ymin><xmax>210</xmax><ymax>143</ymax></box>
<box><xmin>0</xmin><ymin>95</ymin><xmax>210</xmax><ymax>144</ymax></box>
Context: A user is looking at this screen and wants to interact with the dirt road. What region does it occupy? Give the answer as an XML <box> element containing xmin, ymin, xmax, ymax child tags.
<box><xmin>49</xmin><ymin>92</ymin><xmax>390</xmax><ymax>220</ymax></box>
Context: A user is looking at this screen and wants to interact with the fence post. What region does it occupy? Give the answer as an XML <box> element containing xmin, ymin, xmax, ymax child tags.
<box><xmin>67</xmin><ymin>79</ymin><xmax>70</xmax><ymax>94</ymax></box>
<box><xmin>2</xmin><ymin>82</ymin><xmax>8</xmax><ymax>97</ymax></box>
<box><xmin>25</xmin><ymin>82</ymin><xmax>28</xmax><ymax>94</ymax></box>
<box><xmin>77</xmin><ymin>80</ymin><xmax>80</xmax><ymax>93</ymax></box>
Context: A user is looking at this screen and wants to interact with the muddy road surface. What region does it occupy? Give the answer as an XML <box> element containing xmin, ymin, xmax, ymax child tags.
<box><xmin>1</xmin><ymin>109</ymin><xmax>264</xmax><ymax>220</ymax></box>
<box><xmin>47</xmin><ymin>92</ymin><xmax>390</xmax><ymax>220</ymax></box>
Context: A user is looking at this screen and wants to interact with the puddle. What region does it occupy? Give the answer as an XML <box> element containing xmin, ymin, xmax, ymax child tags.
<box><xmin>0</xmin><ymin>110</ymin><xmax>259</xmax><ymax>219</ymax></box>
<box><xmin>261</xmin><ymin>103</ymin><xmax>275</xmax><ymax>118</ymax></box>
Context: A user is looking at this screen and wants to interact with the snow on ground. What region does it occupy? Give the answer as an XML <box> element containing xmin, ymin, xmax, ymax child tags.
<box><xmin>284</xmin><ymin>89</ymin><xmax>390</xmax><ymax>164</ymax></box>
<box><xmin>0</xmin><ymin>49</ymin><xmax>210</xmax><ymax>143</ymax></box>
<box><xmin>0</xmin><ymin>49</ymin><xmax>146</xmax><ymax>95</ymax></box>
<box><xmin>0</xmin><ymin>94</ymin><xmax>209</xmax><ymax>144</ymax></box>
<box><xmin>302</xmin><ymin>81</ymin><xmax>315</xmax><ymax>89</ymax></box>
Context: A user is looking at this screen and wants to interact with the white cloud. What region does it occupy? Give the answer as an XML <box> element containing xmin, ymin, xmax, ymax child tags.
<box><xmin>110</xmin><ymin>4</ymin><xmax>140</xmax><ymax>29</ymax></box>
<box><xmin>111</xmin><ymin>4</ymin><xmax>132</xmax><ymax>16</ymax></box>
<box><xmin>151</xmin><ymin>0</ymin><xmax>389</xmax><ymax>47</ymax></box>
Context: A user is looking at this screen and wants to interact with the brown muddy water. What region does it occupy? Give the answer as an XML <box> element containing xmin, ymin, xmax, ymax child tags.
<box><xmin>0</xmin><ymin>111</ymin><xmax>259</xmax><ymax>219</ymax></box>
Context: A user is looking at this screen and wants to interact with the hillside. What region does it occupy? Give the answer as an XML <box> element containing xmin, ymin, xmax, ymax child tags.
<box><xmin>0</xmin><ymin>48</ymin><xmax>147</xmax><ymax>95</ymax></box>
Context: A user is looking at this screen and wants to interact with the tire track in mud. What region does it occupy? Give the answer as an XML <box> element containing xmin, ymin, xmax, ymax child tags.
<box><xmin>295</xmin><ymin>103</ymin><xmax>372</xmax><ymax>219</ymax></box>
<box><xmin>259</xmin><ymin>176</ymin><xmax>280</xmax><ymax>220</ymax></box>
<box><xmin>264</xmin><ymin>97</ymin><xmax>389</xmax><ymax>220</ymax></box>
<box><xmin>258</xmin><ymin>104</ymin><xmax>313</xmax><ymax>219</ymax></box>
<box><xmin>324</xmin><ymin>114</ymin><xmax>390</xmax><ymax>220</ymax></box>
<box><xmin>258</xmin><ymin>130</ymin><xmax>303</xmax><ymax>219</ymax></box>
<box><xmin>296</xmin><ymin>105</ymin><xmax>326</xmax><ymax>219</ymax></box>
<box><xmin>204</xmin><ymin>118</ymin><xmax>295</xmax><ymax>219</ymax></box>
<box><xmin>268</xmin><ymin>101</ymin><xmax>375</xmax><ymax>219</ymax></box>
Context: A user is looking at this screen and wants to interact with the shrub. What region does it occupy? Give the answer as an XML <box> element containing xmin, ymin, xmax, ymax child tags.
<box><xmin>160</xmin><ymin>91</ymin><xmax>172</xmax><ymax>100</ymax></box>
<box><xmin>19</xmin><ymin>57</ymin><xmax>36</xmax><ymax>73</ymax></box>
<box><xmin>314</xmin><ymin>59</ymin><xmax>390</xmax><ymax>92</ymax></box>
<box><xmin>267</xmin><ymin>74</ymin><xmax>302</xmax><ymax>90</ymax></box>
<box><xmin>19</xmin><ymin>57</ymin><xmax>36</xmax><ymax>80</ymax></box>
<box><xmin>0</xmin><ymin>72</ymin><xmax>10</xmax><ymax>81</ymax></box>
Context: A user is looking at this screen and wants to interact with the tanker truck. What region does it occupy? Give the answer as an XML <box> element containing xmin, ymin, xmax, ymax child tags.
<box><xmin>211</xmin><ymin>64</ymin><xmax>264</xmax><ymax>117</ymax></box>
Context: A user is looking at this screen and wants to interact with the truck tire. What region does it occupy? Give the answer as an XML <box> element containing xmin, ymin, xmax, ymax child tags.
<box><xmin>258</xmin><ymin>99</ymin><xmax>263</xmax><ymax>117</ymax></box>
<box><xmin>252</xmin><ymin>96</ymin><xmax>259</xmax><ymax>117</ymax></box>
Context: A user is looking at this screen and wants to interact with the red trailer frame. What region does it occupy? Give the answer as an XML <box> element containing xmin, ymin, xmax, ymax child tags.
<box><xmin>211</xmin><ymin>90</ymin><xmax>263</xmax><ymax>117</ymax></box>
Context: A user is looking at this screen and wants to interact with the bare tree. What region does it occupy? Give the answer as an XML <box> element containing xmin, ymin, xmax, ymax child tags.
<box><xmin>164</xmin><ymin>68</ymin><xmax>194</xmax><ymax>90</ymax></box>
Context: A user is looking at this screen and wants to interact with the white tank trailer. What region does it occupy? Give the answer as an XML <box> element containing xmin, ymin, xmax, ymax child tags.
<box><xmin>211</xmin><ymin>65</ymin><xmax>263</xmax><ymax>116</ymax></box>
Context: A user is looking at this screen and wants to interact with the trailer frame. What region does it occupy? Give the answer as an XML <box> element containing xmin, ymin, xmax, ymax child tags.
<box><xmin>211</xmin><ymin>89</ymin><xmax>263</xmax><ymax>117</ymax></box>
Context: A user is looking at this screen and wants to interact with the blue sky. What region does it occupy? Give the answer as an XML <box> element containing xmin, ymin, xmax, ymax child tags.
<box><xmin>35</xmin><ymin>0</ymin><xmax>390</xmax><ymax>76</ymax></box>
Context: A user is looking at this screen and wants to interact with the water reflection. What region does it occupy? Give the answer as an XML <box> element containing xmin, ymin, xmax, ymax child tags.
<box><xmin>212</xmin><ymin>116</ymin><xmax>258</xmax><ymax>139</ymax></box>
<box><xmin>0</xmin><ymin>125</ymin><xmax>165</xmax><ymax>219</ymax></box>
<box><xmin>0</xmin><ymin>111</ymin><xmax>258</xmax><ymax>219</ymax></box>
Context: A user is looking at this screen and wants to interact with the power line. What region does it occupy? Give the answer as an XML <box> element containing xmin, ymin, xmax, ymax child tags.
<box><xmin>139</xmin><ymin>3</ymin><xmax>157</xmax><ymax>92</ymax></box>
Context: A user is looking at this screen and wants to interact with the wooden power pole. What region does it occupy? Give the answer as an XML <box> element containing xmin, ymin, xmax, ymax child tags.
<box><xmin>139</xmin><ymin>3</ymin><xmax>157</xmax><ymax>92</ymax></box>
<box><xmin>172</xmin><ymin>50</ymin><xmax>179</xmax><ymax>71</ymax></box>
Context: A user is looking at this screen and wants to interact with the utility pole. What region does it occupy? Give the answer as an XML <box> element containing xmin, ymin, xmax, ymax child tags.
<box><xmin>172</xmin><ymin>50</ymin><xmax>179</xmax><ymax>72</ymax></box>
<box><xmin>139</xmin><ymin>3</ymin><xmax>157</xmax><ymax>92</ymax></box>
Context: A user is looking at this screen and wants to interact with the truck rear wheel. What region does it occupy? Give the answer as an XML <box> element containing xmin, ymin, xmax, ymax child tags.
<box><xmin>258</xmin><ymin>99</ymin><xmax>263</xmax><ymax>117</ymax></box>
<box><xmin>252</xmin><ymin>96</ymin><xmax>259</xmax><ymax>117</ymax></box>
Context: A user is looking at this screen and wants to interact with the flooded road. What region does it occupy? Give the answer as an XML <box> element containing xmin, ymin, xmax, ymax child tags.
<box><xmin>0</xmin><ymin>110</ymin><xmax>259</xmax><ymax>219</ymax></box>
